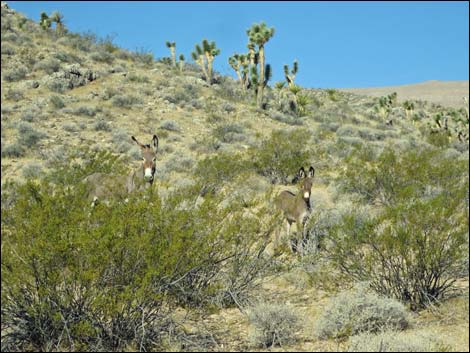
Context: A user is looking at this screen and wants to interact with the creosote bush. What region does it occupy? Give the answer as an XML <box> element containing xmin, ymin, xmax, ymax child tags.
<box><xmin>1</xmin><ymin>149</ymin><xmax>276</xmax><ymax>351</ymax></box>
<box><xmin>331</xmin><ymin>145</ymin><xmax>468</xmax><ymax>309</ymax></box>
<box><xmin>251</xmin><ymin>128</ymin><xmax>311</xmax><ymax>183</ymax></box>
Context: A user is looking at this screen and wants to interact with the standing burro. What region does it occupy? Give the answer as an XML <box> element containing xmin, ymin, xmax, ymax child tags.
<box><xmin>82</xmin><ymin>135</ymin><xmax>159</xmax><ymax>206</ymax></box>
<box><xmin>275</xmin><ymin>166</ymin><xmax>315</xmax><ymax>253</ymax></box>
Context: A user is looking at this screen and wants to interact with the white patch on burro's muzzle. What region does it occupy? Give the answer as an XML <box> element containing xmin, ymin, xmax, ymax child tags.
<box><xmin>144</xmin><ymin>168</ymin><xmax>153</xmax><ymax>180</ymax></box>
<box><xmin>304</xmin><ymin>192</ymin><xmax>310</xmax><ymax>199</ymax></box>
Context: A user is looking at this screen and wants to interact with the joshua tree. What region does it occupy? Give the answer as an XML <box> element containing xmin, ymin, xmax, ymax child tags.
<box><xmin>274</xmin><ymin>81</ymin><xmax>286</xmax><ymax>110</ymax></box>
<box><xmin>39</xmin><ymin>12</ymin><xmax>51</xmax><ymax>30</ymax></box>
<box><xmin>191</xmin><ymin>44</ymin><xmax>208</xmax><ymax>80</ymax></box>
<box><xmin>202</xmin><ymin>39</ymin><xmax>220</xmax><ymax>84</ymax></box>
<box><xmin>191</xmin><ymin>39</ymin><xmax>220</xmax><ymax>84</ymax></box>
<box><xmin>288</xmin><ymin>84</ymin><xmax>309</xmax><ymax>117</ymax></box>
<box><xmin>229</xmin><ymin>53</ymin><xmax>250</xmax><ymax>91</ymax></box>
<box><xmin>179</xmin><ymin>54</ymin><xmax>185</xmax><ymax>73</ymax></box>
<box><xmin>284</xmin><ymin>60</ymin><xmax>298</xmax><ymax>88</ymax></box>
<box><xmin>403</xmin><ymin>100</ymin><xmax>415</xmax><ymax>120</ymax></box>
<box><xmin>50</xmin><ymin>11</ymin><xmax>65</xmax><ymax>33</ymax></box>
<box><xmin>165</xmin><ymin>41</ymin><xmax>176</xmax><ymax>67</ymax></box>
<box><xmin>247</xmin><ymin>22</ymin><xmax>275</xmax><ymax>108</ymax></box>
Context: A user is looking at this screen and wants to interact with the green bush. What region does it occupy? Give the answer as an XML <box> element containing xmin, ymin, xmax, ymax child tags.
<box><xmin>330</xmin><ymin>146</ymin><xmax>468</xmax><ymax>309</ymax></box>
<box><xmin>194</xmin><ymin>152</ymin><xmax>251</xmax><ymax>195</ymax></box>
<box><xmin>314</xmin><ymin>284</ymin><xmax>409</xmax><ymax>340</ymax></box>
<box><xmin>251</xmin><ymin>128</ymin><xmax>311</xmax><ymax>183</ymax></box>
<box><xmin>1</xmin><ymin>150</ymin><xmax>275</xmax><ymax>351</ymax></box>
<box><xmin>247</xmin><ymin>302</ymin><xmax>300</xmax><ymax>348</ymax></box>
<box><xmin>338</xmin><ymin>145</ymin><xmax>467</xmax><ymax>206</ymax></box>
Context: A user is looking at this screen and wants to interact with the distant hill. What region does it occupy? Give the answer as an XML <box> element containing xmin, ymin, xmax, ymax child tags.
<box><xmin>338</xmin><ymin>80</ymin><xmax>469</xmax><ymax>108</ymax></box>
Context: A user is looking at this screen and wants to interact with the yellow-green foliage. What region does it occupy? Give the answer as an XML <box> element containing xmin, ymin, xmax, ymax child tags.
<box><xmin>1</xmin><ymin>151</ymin><xmax>276</xmax><ymax>351</ymax></box>
<box><xmin>251</xmin><ymin>128</ymin><xmax>311</xmax><ymax>183</ymax></box>
<box><xmin>329</xmin><ymin>145</ymin><xmax>469</xmax><ymax>309</ymax></box>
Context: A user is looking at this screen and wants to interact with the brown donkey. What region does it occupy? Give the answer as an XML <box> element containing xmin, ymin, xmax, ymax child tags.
<box><xmin>83</xmin><ymin>135</ymin><xmax>159</xmax><ymax>206</ymax></box>
<box><xmin>275</xmin><ymin>166</ymin><xmax>315</xmax><ymax>252</ymax></box>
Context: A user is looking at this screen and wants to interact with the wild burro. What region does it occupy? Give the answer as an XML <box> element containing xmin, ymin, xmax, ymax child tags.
<box><xmin>275</xmin><ymin>166</ymin><xmax>315</xmax><ymax>253</ymax></box>
<box><xmin>83</xmin><ymin>135</ymin><xmax>159</xmax><ymax>206</ymax></box>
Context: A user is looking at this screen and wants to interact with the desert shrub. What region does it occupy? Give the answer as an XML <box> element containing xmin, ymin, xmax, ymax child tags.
<box><xmin>247</xmin><ymin>302</ymin><xmax>300</xmax><ymax>348</ymax></box>
<box><xmin>250</xmin><ymin>128</ymin><xmax>311</xmax><ymax>183</ymax></box>
<box><xmin>20</xmin><ymin>110</ymin><xmax>37</xmax><ymax>122</ymax></box>
<box><xmin>213</xmin><ymin>123</ymin><xmax>245</xmax><ymax>143</ymax></box>
<box><xmin>1</xmin><ymin>42</ymin><xmax>15</xmax><ymax>55</ymax></box>
<box><xmin>164</xmin><ymin>86</ymin><xmax>198</xmax><ymax>107</ymax></box>
<box><xmin>3</xmin><ymin>65</ymin><xmax>28</xmax><ymax>82</ymax></box>
<box><xmin>194</xmin><ymin>152</ymin><xmax>252</xmax><ymax>195</ymax></box>
<box><xmin>22</xmin><ymin>161</ymin><xmax>44</xmax><ymax>179</ymax></box>
<box><xmin>34</xmin><ymin>57</ymin><xmax>61</xmax><ymax>74</ymax></box>
<box><xmin>164</xmin><ymin>154</ymin><xmax>194</xmax><ymax>173</ymax></box>
<box><xmin>125</xmin><ymin>73</ymin><xmax>150</xmax><ymax>83</ymax></box>
<box><xmin>347</xmin><ymin>331</ymin><xmax>450</xmax><ymax>352</ymax></box>
<box><xmin>54</xmin><ymin>51</ymin><xmax>81</xmax><ymax>64</ymax></box>
<box><xmin>330</xmin><ymin>146</ymin><xmax>468</xmax><ymax>309</ymax></box>
<box><xmin>270</xmin><ymin>111</ymin><xmax>304</xmax><ymax>126</ymax></box>
<box><xmin>66</xmin><ymin>31</ymin><xmax>96</xmax><ymax>52</ymax></box>
<box><xmin>160</xmin><ymin>120</ymin><xmax>181</xmax><ymax>132</ymax></box>
<box><xmin>130</xmin><ymin>48</ymin><xmax>154</xmax><ymax>66</ymax></box>
<box><xmin>357</xmin><ymin>126</ymin><xmax>396</xmax><ymax>141</ymax></box>
<box><xmin>17</xmin><ymin>122</ymin><xmax>47</xmax><ymax>148</ymax></box>
<box><xmin>1</xmin><ymin>142</ymin><xmax>25</xmax><ymax>158</ymax></box>
<box><xmin>1</xmin><ymin>150</ymin><xmax>275</xmax><ymax>351</ymax></box>
<box><xmin>72</xmin><ymin>105</ymin><xmax>100</xmax><ymax>117</ymax></box>
<box><xmin>89</xmin><ymin>49</ymin><xmax>115</xmax><ymax>64</ymax></box>
<box><xmin>4</xmin><ymin>89</ymin><xmax>24</xmax><ymax>101</ymax></box>
<box><xmin>93</xmin><ymin>119</ymin><xmax>111</xmax><ymax>132</ymax></box>
<box><xmin>49</xmin><ymin>95</ymin><xmax>65</xmax><ymax>109</ymax></box>
<box><xmin>111</xmin><ymin>94</ymin><xmax>141</xmax><ymax>108</ymax></box>
<box><xmin>47</xmin><ymin>79</ymin><xmax>68</xmax><ymax>93</ymax></box>
<box><xmin>102</xmin><ymin>87</ymin><xmax>120</xmax><ymax>100</ymax></box>
<box><xmin>63</xmin><ymin>122</ymin><xmax>79</xmax><ymax>132</ymax></box>
<box><xmin>221</xmin><ymin>102</ymin><xmax>236</xmax><ymax>113</ymax></box>
<box><xmin>328</xmin><ymin>196</ymin><xmax>468</xmax><ymax>309</ymax></box>
<box><xmin>338</xmin><ymin>145</ymin><xmax>468</xmax><ymax>206</ymax></box>
<box><xmin>314</xmin><ymin>285</ymin><xmax>409</xmax><ymax>340</ymax></box>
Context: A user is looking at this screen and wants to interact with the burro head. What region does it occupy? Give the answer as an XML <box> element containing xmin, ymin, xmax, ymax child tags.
<box><xmin>131</xmin><ymin>135</ymin><xmax>159</xmax><ymax>183</ymax></box>
<box><xmin>293</xmin><ymin>166</ymin><xmax>315</xmax><ymax>206</ymax></box>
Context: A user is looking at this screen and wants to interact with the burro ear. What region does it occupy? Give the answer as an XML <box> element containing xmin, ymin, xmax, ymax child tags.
<box><xmin>152</xmin><ymin>134</ymin><xmax>159</xmax><ymax>152</ymax></box>
<box><xmin>308</xmin><ymin>166</ymin><xmax>315</xmax><ymax>178</ymax></box>
<box><xmin>298</xmin><ymin>167</ymin><xmax>306</xmax><ymax>178</ymax></box>
<box><xmin>131</xmin><ymin>135</ymin><xmax>145</xmax><ymax>149</ymax></box>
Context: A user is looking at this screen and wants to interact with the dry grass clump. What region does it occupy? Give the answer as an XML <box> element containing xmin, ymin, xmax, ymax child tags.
<box><xmin>314</xmin><ymin>284</ymin><xmax>409</xmax><ymax>340</ymax></box>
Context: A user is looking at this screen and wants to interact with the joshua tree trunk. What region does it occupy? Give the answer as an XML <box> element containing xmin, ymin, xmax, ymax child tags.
<box><xmin>257</xmin><ymin>46</ymin><xmax>265</xmax><ymax>108</ymax></box>
<box><xmin>206</xmin><ymin>55</ymin><xmax>213</xmax><ymax>84</ymax></box>
<box><xmin>170</xmin><ymin>47</ymin><xmax>176</xmax><ymax>67</ymax></box>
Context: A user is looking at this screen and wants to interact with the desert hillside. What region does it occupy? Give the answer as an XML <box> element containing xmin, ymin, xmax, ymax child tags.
<box><xmin>339</xmin><ymin>80</ymin><xmax>469</xmax><ymax>108</ymax></box>
<box><xmin>1</xmin><ymin>2</ymin><xmax>469</xmax><ymax>352</ymax></box>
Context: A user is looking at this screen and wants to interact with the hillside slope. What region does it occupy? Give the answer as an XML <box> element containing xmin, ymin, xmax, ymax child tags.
<box><xmin>1</xmin><ymin>2</ymin><xmax>469</xmax><ymax>352</ymax></box>
<box><xmin>339</xmin><ymin>80</ymin><xmax>469</xmax><ymax>108</ymax></box>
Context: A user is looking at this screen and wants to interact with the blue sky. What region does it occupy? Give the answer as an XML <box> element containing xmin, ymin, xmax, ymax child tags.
<box><xmin>9</xmin><ymin>1</ymin><xmax>469</xmax><ymax>88</ymax></box>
